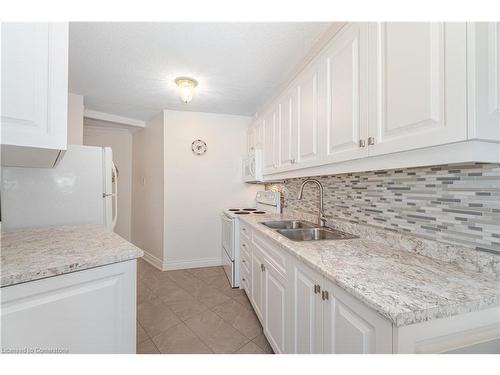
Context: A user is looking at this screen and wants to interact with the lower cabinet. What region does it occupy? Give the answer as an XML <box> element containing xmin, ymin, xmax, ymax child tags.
<box><xmin>263</xmin><ymin>258</ymin><xmax>289</xmax><ymax>354</ymax></box>
<box><xmin>291</xmin><ymin>258</ymin><xmax>392</xmax><ymax>354</ymax></box>
<box><xmin>292</xmin><ymin>258</ymin><xmax>323</xmax><ymax>353</ymax></box>
<box><xmin>243</xmin><ymin>225</ymin><xmax>393</xmax><ymax>354</ymax></box>
<box><xmin>250</xmin><ymin>246</ymin><xmax>265</xmax><ymax>322</ymax></box>
<box><xmin>242</xmin><ymin>226</ymin><xmax>500</xmax><ymax>354</ymax></box>
<box><xmin>1</xmin><ymin>260</ymin><xmax>137</xmax><ymax>354</ymax></box>
<box><xmin>322</xmin><ymin>279</ymin><xmax>393</xmax><ymax>353</ymax></box>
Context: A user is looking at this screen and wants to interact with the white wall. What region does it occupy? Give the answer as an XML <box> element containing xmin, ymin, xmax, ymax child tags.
<box><xmin>131</xmin><ymin>112</ymin><xmax>165</xmax><ymax>268</ymax></box>
<box><xmin>83</xmin><ymin>120</ymin><xmax>133</xmax><ymax>241</ymax></box>
<box><xmin>67</xmin><ymin>93</ymin><xmax>84</xmax><ymax>145</ymax></box>
<box><xmin>163</xmin><ymin>110</ymin><xmax>262</xmax><ymax>270</ymax></box>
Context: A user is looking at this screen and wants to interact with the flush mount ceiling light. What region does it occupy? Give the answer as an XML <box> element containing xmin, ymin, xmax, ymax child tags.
<box><xmin>175</xmin><ymin>77</ymin><xmax>198</xmax><ymax>104</ymax></box>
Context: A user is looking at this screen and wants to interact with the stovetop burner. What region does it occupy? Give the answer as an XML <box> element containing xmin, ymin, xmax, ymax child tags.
<box><xmin>228</xmin><ymin>209</ymin><xmax>240</xmax><ymax>211</ymax></box>
<box><xmin>234</xmin><ymin>211</ymin><xmax>250</xmax><ymax>215</ymax></box>
<box><xmin>242</xmin><ymin>208</ymin><xmax>257</xmax><ymax>211</ymax></box>
<box><xmin>253</xmin><ymin>211</ymin><xmax>266</xmax><ymax>214</ymax></box>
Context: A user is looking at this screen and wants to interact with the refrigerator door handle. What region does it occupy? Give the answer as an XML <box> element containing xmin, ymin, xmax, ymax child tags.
<box><xmin>111</xmin><ymin>162</ymin><xmax>118</xmax><ymax>230</ymax></box>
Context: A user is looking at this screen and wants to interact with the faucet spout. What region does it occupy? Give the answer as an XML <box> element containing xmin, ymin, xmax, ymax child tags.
<box><xmin>297</xmin><ymin>178</ymin><xmax>327</xmax><ymax>227</ymax></box>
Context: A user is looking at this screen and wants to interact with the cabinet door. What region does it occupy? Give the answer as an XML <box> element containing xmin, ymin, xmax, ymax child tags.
<box><xmin>251</xmin><ymin>247</ymin><xmax>265</xmax><ymax>321</ymax></box>
<box><xmin>324</xmin><ymin>23</ymin><xmax>369</xmax><ymax>162</ymax></box>
<box><xmin>263</xmin><ymin>259</ymin><xmax>288</xmax><ymax>354</ymax></box>
<box><xmin>278</xmin><ymin>89</ymin><xmax>298</xmax><ymax>168</ymax></box>
<box><xmin>468</xmin><ymin>22</ymin><xmax>500</xmax><ymax>141</ymax></box>
<box><xmin>247</xmin><ymin>125</ymin><xmax>256</xmax><ymax>153</ymax></box>
<box><xmin>255</xmin><ymin>119</ymin><xmax>264</xmax><ymax>150</ymax></box>
<box><xmin>262</xmin><ymin>109</ymin><xmax>277</xmax><ymax>173</ymax></box>
<box><xmin>292</xmin><ymin>259</ymin><xmax>323</xmax><ymax>353</ymax></box>
<box><xmin>322</xmin><ymin>280</ymin><xmax>392</xmax><ymax>354</ymax></box>
<box><xmin>368</xmin><ymin>22</ymin><xmax>467</xmax><ymax>156</ymax></box>
<box><xmin>297</xmin><ymin>62</ymin><xmax>321</xmax><ymax>165</ymax></box>
<box><xmin>1</xmin><ymin>260</ymin><xmax>136</xmax><ymax>353</ymax></box>
<box><xmin>1</xmin><ymin>23</ymin><xmax>68</xmax><ymax>166</ymax></box>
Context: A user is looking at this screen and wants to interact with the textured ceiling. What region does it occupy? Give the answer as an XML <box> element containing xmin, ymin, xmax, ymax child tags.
<box><xmin>69</xmin><ymin>22</ymin><xmax>332</xmax><ymax>121</ymax></box>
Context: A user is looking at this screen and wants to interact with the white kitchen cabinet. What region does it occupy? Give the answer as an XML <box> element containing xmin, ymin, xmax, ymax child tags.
<box><xmin>322</xmin><ymin>279</ymin><xmax>392</xmax><ymax>354</ymax></box>
<box><xmin>250</xmin><ymin>245</ymin><xmax>266</xmax><ymax>321</ymax></box>
<box><xmin>297</xmin><ymin>61</ymin><xmax>322</xmax><ymax>165</ymax></box>
<box><xmin>1</xmin><ymin>260</ymin><xmax>137</xmax><ymax>354</ymax></box>
<box><xmin>241</xmin><ymin>224</ymin><xmax>499</xmax><ymax>354</ymax></box>
<box><xmin>263</xmin><ymin>258</ymin><xmax>289</xmax><ymax>354</ymax></box>
<box><xmin>292</xmin><ymin>258</ymin><xmax>323</xmax><ymax>353</ymax></box>
<box><xmin>367</xmin><ymin>22</ymin><xmax>467</xmax><ymax>156</ymax></box>
<box><xmin>255</xmin><ymin>118</ymin><xmax>264</xmax><ymax>150</ymax></box>
<box><xmin>291</xmin><ymin>257</ymin><xmax>392</xmax><ymax>354</ymax></box>
<box><xmin>1</xmin><ymin>22</ymin><xmax>69</xmax><ymax>167</ymax></box>
<box><xmin>467</xmin><ymin>22</ymin><xmax>500</xmax><ymax>141</ymax></box>
<box><xmin>277</xmin><ymin>88</ymin><xmax>298</xmax><ymax>168</ymax></box>
<box><xmin>262</xmin><ymin>108</ymin><xmax>278</xmax><ymax>173</ymax></box>
<box><xmin>247</xmin><ymin>125</ymin><xmax>256</xmax><ymax>153</ymax></box>
<box><xmin>324</xmin><ymin>23</ymin><xmax>370</xmax><ymax>162</ymax></box>
<box><xmin>252</xmin><ymin>22</ymin><xmax>499</xmax><ymax>181</ymax></box>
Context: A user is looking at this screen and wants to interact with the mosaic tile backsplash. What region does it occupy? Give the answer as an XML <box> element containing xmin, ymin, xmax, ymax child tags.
<box><xmin>266</xmin><ymin>163</ymin><xmax>500</xmax><ymax>255</ymax></box>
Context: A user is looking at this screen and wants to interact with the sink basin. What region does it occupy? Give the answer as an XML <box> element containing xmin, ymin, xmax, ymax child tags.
<box><xmin>277</xmin><ymin>227</ymin><xmax>358</xmax><ymax>241</ymax></box>
<box><xmin>261</xmin><ymin>220</ymin><xmax>316</xmax><ymax>230</ymax></box>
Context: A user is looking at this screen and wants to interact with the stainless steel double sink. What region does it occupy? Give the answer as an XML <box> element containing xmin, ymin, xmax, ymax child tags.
<box><xmin>261</xmin><ymin>220</ymin><xmax>358</xmax><ymax>242</ymax></box>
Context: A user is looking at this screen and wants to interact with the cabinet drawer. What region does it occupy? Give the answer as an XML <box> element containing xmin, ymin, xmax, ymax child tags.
<box><xmin>253</xmin><ymin>231</ymin><xmax>287</xmax><ymax>275</ymax></box>
<box><xmin>240</xmin><ymin>222</ymin><xmax>252</xmax><ymax>240</ymax></box>
<box><xmin>240</xmin><ymin>272</ymin><xmax>250</xmax><ymax>295</ymax></box>
<box><xmin>240</xmin><ymin>250</ymin><xmax>251</xmax><ymax>275</ymax></box>
<box><xmin>240</xmin><ymin>258</ymin><xmax>250</xmax><ymax>280</ymax></box>
<box><xmin>240</xmin><ymin>237</ymin><xmax>251</xmax><ymax>257</ymax></box>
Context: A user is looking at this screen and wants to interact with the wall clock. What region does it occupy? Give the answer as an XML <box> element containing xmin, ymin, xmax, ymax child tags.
<box><xmin>191</xmin><ymin>139</ymin><xmax>207</xmax><ymax>155</ymax></box>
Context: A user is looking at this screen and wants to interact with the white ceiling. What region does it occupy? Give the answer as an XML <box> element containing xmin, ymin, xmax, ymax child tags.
<box><xmin>69</xmin><ymin>22</ymin><xmax>332</xmax><ymax>121</ymax></box>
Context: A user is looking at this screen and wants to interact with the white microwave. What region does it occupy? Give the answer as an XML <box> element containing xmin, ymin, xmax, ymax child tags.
<box><xmin>242</xmin><ymin>149</ymin><xmax>263</xmax><ymax>183</ymax></box>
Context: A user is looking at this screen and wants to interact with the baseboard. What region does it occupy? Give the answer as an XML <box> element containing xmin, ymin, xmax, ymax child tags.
<box><xmin>164</xmin><ymin>257</ymin><xmax>222</xmax><ymax>271</ymax></box>
<box><xmin>141</xmin><ymin>250</ymin><xmax>165</xmax><ymax>271</ymax></box>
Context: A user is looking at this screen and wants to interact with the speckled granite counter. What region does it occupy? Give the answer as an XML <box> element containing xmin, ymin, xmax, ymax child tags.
<box><xmin>1</xmin><ymin>224</ymin><xmax>143</xmax><ymax>287</ymax></box>
<box><xmin>239</xmin><ymin>214</ymin><xmax>500</xmax><ymax>327</ymax></box>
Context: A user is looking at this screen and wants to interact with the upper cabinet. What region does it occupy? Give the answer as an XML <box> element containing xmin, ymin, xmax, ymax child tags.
<box><xmin>297</xmin><ymin>61</ymin><xmax>322</xmax><ymax>166</ymax></box>
<box><xmin>1</xmin><ymin>23</ymin><xmax>69</xmax><ymax>167</ymax></box>
<box><xmin>468</xmin><ymin>22</ymin><xmax>500</xmax><ymax>141</ymax></box>
<box><xmin>262</xmin><ymin>107</ymin><xmax>278</xmax><ymax>173</ymax></box>
<box><xmin>277</xmin><ymin>88</ymin><xmax>297</xmax><ymax>168</ymax></box>
<box><xmin>324</xmin><ymin>23</ymin><xmax>369</xmax><ymax>163</ymax></box>
<box><xmin>367</xmin><ymin>23</ymin><xmax>467</xmax><ymax>156</ymax></box>
<box><xmin>252</xmin><ymin>22</ymin><xmax>500</xmax><ymax>180</ymax></box>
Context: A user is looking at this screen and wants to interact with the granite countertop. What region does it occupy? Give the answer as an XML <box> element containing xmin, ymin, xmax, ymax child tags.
<box><xmin>1</xmin><ymin>224</ymin><xmax>144</xmax><ymax>287</ymax></box>
<box><xmin>239</xmin><ymin>214</ymin><xmax>500</xmax><ymax>327</ymax></box>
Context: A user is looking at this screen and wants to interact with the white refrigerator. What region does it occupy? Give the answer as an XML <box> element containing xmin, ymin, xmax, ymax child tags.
<box><xmin>1</xmin><ymin>145</ymin><xmax>118</xmax><ymax>231</ymax></box>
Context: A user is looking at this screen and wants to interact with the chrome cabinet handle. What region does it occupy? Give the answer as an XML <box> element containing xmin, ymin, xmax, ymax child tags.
<box><xmin>322</xmin><ymin>290</ymin><xmax>329</xmax><ymax>301</ymax></box>
<box><xmin>359</xmin><ymin>139</ymin><xmax>366</xmax><ymax>148</ymax></box>
<box><xmin>368</xmin><ymin>136</ymin><xmax>375</xmax><ymax>146</ymax></box>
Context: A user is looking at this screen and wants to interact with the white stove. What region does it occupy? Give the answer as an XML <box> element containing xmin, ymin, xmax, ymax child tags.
<box><xmin>221</xmin><ymin>191</ymin><xmax>281</xmax><ymax>287</ymax></box>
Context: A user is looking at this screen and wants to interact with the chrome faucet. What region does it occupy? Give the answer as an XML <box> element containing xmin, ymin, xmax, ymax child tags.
<box><xmin>297</xmin><ymin>178</ymin><xmax>327</xmax><ymax>227</ymax></box>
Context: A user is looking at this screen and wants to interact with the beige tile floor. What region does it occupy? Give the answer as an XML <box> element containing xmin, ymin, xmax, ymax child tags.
<box><xmin>136</xmin><ymin>258</ymin><xmax>274</xmax><ymax>354</ymax></box>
